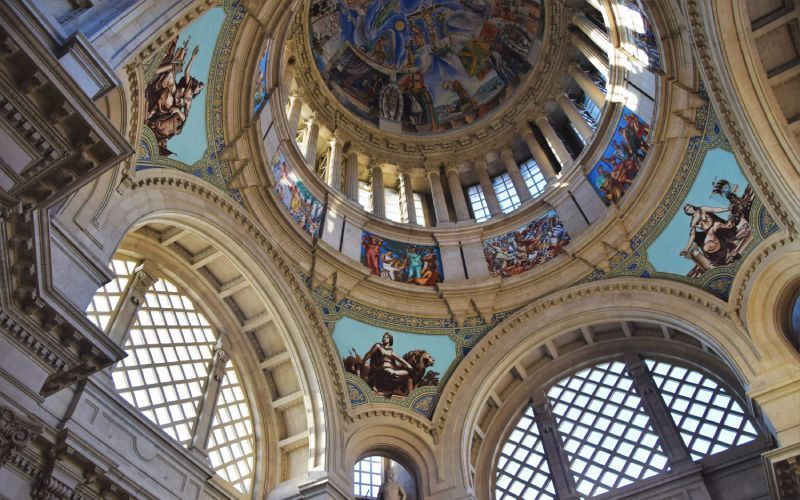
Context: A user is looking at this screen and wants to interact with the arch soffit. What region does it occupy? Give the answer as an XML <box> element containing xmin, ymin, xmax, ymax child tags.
<box><xmin>434</xmin><ymin>277</ymin><xmax>768</xmax><ymax>439</ymax></box>
<box><xmin>95</xmin><ymin>168</ymin><xmax>350</xmax><ymax>470</ymax></box>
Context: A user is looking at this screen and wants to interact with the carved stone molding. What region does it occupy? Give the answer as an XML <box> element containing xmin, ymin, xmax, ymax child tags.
<box><xmin>0</xmin><ymin>406</ymin><xmax>42</xmax><ymax>467</ymax></box>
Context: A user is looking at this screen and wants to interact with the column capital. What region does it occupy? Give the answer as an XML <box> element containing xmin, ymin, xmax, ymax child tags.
<box><xmin>533</xmin><ymin>113</ymin><xmax>550</xmax><ymax>126</ymax></box>
<box><xmin>444</xmin><ymin>163</ymin><xmax>461</xmax><ymax>175</ymax></box>
<box><xmin>499</xmin><ymin>148</ymin><xmax>515</xmax><ymax>162</ymax></box>
<box><xmin>425</xmin><ymin>163</ymin><xmax>442</xmax><ymax>176</ymax></box>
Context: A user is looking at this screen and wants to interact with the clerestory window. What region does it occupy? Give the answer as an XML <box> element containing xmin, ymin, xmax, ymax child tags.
<box><xmin>86</xmin><ymin>257</ymin><xmax>256</xmax><ymax>494</ymax></box>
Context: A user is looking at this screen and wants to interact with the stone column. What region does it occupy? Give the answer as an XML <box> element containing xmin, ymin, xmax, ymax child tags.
<box><xmin>473</xmin><ymin>159</ymin><xmax>502</xmax><ymax>216</ymax></box>
<box><xmin>343</xmin><ymin>149</ymin><xmax>359</xmax><ymax>201</ymax></box>
<box><xmin>189</xmin><ymin>340</ymin><xmax>229</xmax><ymax>458</ymax></box>
<box><xmin>302</xmin><ymin>115</ymin><xmax>319</xmax><ymax>166</ymax></box>
<box><xmin>286</xmin><ymin>91</ymin><xmax>303</xmax><ymax>134</ymax></box>
<box><xmin>569</xmin><ymin>30</ymin><xmax>609</xmax><ymax>79</ymax></box>
<box><xmin>557</xmin><ymin>93</ymin><xmax>594</xmax><ymax>143</ymax></box>
<box><xmin>371</xmin><ymin>163</ymin><xmax>385</xmax><ymax>217</ymax></box>
<box><xmin>533</xmin><ymin>401</ymin><xmax>581</xmax><ymax>500</ymax></box>
<box><xmin>573</xmin><ymin>11</ymin><xmax>611</xmax><ymax>54</ymax></box>
<box><xmin>445</xmin><ymin>164</ymin><xmax>472</xmax><ymax>221</ymax></box>
<box><xmin>326</xmin><ymin>135</ymin><xmax>343</xmax><ymax>190</ymax></box>
<box><xmin>534</xmin><ymin>114</ymin><xmax>572</xmax><ymax>169</ymax></box>
<box><xmin>569</xmin><ymin>65</ymin><xmax>605</xmax><ymax>109</ymax></box>
<box><xmin>106</xmin><ymin>262</ymin><xmax>157</xmax><ymax>344</ymax></box>
<box><xmin>426</xmin><ymin>165</ymin><xmax>450</xmax><ymax>224</ymax></box>
<box><xmin>519</xmin><ymin>126</ymin><xmax>558</xmax><ymax>181</ymax></box>
<box><xmin>624</xmin><ymin>353</ymin><xmax>695</xmax><ymax>470</ymax></box>
<box><xmin>398</xmin><ymin>167</ymin><xmax>417</xmax><ymax>224</ymax></box>
<box><xmin>500</xmin><ymin>148</ymin><xmax>531</xmax><ymax>202</ymax></box>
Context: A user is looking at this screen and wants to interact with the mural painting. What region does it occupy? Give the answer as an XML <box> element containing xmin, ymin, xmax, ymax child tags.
<box><xmin>621</xmin><ymin>0</ymin><xmax>661</xmax><ymax>70</ymax></box>
<box><xmin>588</xmin><ymin>99</ymin><xmax>779</xmax><ymax>300</ymax></box>
<box><xmin>271</xmin><ymin>151</ymin><xmax>325</xmax><ymax>238</ymax></box>
<box><xmin>253</xmin><ymin>44</ymin><xmax>270</xmax><ymax>114</ymax></box>
<box><xmin>648</xmin><ymin>147</ymin><xmax>757</xmax><ymax>278</ymax></box>
<box><xmin>309</xmin><ymin>0</ymin><xmax>543</xmax><ymax>133</ymax></box>
<box><xmin>142</xmin><ymin>7</ymin><xmax>225</xmax><ymax>163</ymax></box>
<box><xmin>361</xmin><ymin>231</ymin><xmax>443</xmax><ymax>286</ymax></box>
<box><xmin>333</xmin><ymin>317</ymin><xmax>453</xmax><ymax>400</ymax></box>
<box><xmin>482</xmin><ymin>210</ymin><xmax>570</xmax><ymax>277</ymax></box>
<box><xmin>586</xmin><ymin>107</ymin><xmax>651</xmax><ymax>206</ymax></box>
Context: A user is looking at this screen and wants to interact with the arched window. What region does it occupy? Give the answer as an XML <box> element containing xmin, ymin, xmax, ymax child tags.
<box><xmin>86</xmin><ymin>258</ymin><xmax>256</xmax><ymax>494</ymax></box>
<box><xmin>353</xmin><ymin>454</ymin><xmax>418</xmax><ymax>500</ymax></box>
<box><xmin>495</xmin><ymin>356</ymin><xmax>764</xmax><ymax>499</ymax></box>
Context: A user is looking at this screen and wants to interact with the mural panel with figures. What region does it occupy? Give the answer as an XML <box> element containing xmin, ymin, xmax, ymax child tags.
<box><xmin>335</xmin><ymin>317</ymin><xmax>451</xmax><ymax>399</ymax></box>
<box><xmin>621</xmin><ymin>0</ymin><xmax>661</xmax><ymax>70</ymax></box>
<box><xmin>586</xmin><ymin>107</ymin><xmax>650</xmax><ymax>206</ymax></box>
<box><xmin>271</xmin><ymin>151</ymin><xmax>325</xmax><ymax>238</ymax></box>
<box><xmin>483</xmin><ymin>210</ymin><xmax>570</xmax><ymax>277</ymax></box>
<box><xmin>648</xmin><ymin>147</ymin><xmax>757</xmax><ymax>278</ymax></box>
<box><xmin>253</xmin><ymin>44</ymin><xmax>270</xmax><ymax>114</ymax></box>
<box><xmin>309</xmin><ymin>0</ymin><xmax>543</xmax><ymax>134</ymax></box>
<box><xmin>361</xmin><ymin>232</ymin><xmax>444</xmax><ymax>286</ymax></box>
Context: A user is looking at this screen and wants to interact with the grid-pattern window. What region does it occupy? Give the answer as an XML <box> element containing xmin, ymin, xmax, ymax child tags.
<box><xmin>111</xmin><ymin>277</ymin><xmax>217</xmax><ymax>446</ymax></box>
<box><xmin>581</xmin><ymin>94</ymin><xmax>601</xmax><ymax>125</ymax></box>
<box><xmin>384</xmin><ymin>187</ymin><xmax>402</xmax><ymax>222</ymax></box>
<box><xmin>520</xmin><ymin>159</ymin><xmax>547</xmax><ymax>198</ymax></box>
<box><xmin>467</xmin><ymin>185</ymin><xmax>491</xmax><ymax>222</ymax></box>
<box><xmin>412</xmin><ymin>193</ymin><xmax>426</xmax><ymax>226</ymax></box>
<box><xmin>208</xmin><ymin>361</ymin><xmax>255</xmax><ymax>493</ymax></box>
<box><xmin>496</xmin><ymin>406</ymin><xmax>556</xmax><ymax>500</ymax></box>
<box><xmin>86</xmin><ymin>258</ymin><xmax>138</xmax><ymax>331</ymax></box>
<box><xmin>492</xmin><ymin>173</ymin><xmax>521</xmax><ymax>214</ymax></box>
<box><xmin>547</xmin><ymin>361</ymin><xmax>670</xmax><ymax>497</ymax></box>
<box><xmin>354</xmin><ymin>455</ymin><xmax>383</xmax><ymax>498</ymax></box>
<box><xmin>645</xmin><ymin>359</ymin><xmax>759</xmax><ymax>461</ymax></box>
<box><xmin>358</xmin><ymin>181</ymin><xmax>372</xmax><ymax>213</ymax></box>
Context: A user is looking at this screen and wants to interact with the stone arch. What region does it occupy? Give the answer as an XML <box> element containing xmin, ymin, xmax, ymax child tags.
<box><xmin>434</xmin><ymin>278</ymin><xmax>779</xmax><ymax>493</ymax></box>
<box><xmin>84</xmin><ymin>168</ymin><xmax>348</xmax><ymax>494</ymax></box>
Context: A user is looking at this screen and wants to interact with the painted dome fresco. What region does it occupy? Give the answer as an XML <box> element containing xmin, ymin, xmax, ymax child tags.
<box><xmin>308</xmin><ymin>0</ymin><xmax>544</xmax><ymax>134</ymax></box>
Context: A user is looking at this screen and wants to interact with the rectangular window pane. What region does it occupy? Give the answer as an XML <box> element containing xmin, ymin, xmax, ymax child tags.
<box><xmin>358</xmin><ymin>181</ymin><xmax>372</xmax><ymax>213</ymax></box>
<box><xmin>384</xmin><ymin>187</ymin><xmax>402</xmax><ymax>222</ymax></box>
<box><xmin>492</xmin><ymin>173</ymin><xmax>520</xmax><ymax>213</ymax></box>
<box><xmin>467</xmin><ymin>185</ymin><xmax>491</xmax><ymax>222</ymax></box>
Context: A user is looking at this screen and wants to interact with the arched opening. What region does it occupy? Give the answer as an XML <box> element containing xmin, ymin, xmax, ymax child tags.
<box><xmin>353</xmin><ymin>453</ymin><xmax>419</xmax><ymax>500</ymax></box>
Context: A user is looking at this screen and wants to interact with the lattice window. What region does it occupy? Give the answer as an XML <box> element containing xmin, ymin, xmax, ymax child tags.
<box><xmin>468</xmin><ymin>184</ymin><xmax>491</xmax><ymax>222</ymax></box>
<box><xmin>111</xmin><ymin>277</ymin><xmax>216</xmax><ymax>446</ymax></box>
<box><xmin>547</xmin><ymin>361</ymin><xmax>670</xmax><ymax>497</ymax></box>
<box><xmin>208</xmin><ymin>360</ymin><xmax>255</xmax><ymax>493</ymax></box>
<box><xmin>384</xmin><ymin>187</ymin><xmax>402</xmax><ymax>223</ymax></box>
<box><xmin>492</xmin><ymin>173</ymin><xmax>521</xmax><ymax>213</ymax></box>
<box><xmin>496</xmin><ymin>406</ymin><xmax>556</xmax><ymax>500</ymax></box>
<box><xmin>645</xmin><ymin>359</ymin><xmax>759</xmax><ymax>461</ymax></box>
<box><xmin>86</xmin><ymin>258</ymin><xmax>138</xmax><ymax>331</ymax></box>
<box><xmin>520</xmin><ymin>159</ymin><xmax>547</xmax><ymax>198</ymax></box>
<box><xmin>354</xmin><ymin>455</ymin><xmax>383</xmax><ymax>498</ymax></box>
<box><xmin>412</xmin><ymin>192</ymin><xmax>426</xmax><ymax>226</ymax></box>
<box><xmin>581</xmin><ymin>94</ymin><xmax>601</xmax><ymax>127</ymax></box>
<box><xmin>358</xmin><ymin>180</ymin><xmax>372</xmax><ymax>213</ymax></box>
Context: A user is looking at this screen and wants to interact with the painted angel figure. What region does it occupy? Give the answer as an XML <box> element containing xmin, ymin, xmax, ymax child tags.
<box><xmin>145</xmin><ymin>38</ymin><xmax>206</xmax><ymax>156</ymax></box>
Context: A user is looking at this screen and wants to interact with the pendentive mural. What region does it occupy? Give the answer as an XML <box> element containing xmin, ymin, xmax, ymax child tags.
<box><xmin>271</xmin><ymin>150</ymin><xmax>325</xmax><ymax>238</ymax></box>
<box><xmin>586</xmin><ymin>106</ymin><xmax>651</xmax><ymax>206</ymax></box>
<box><xmin>483</xmin><ymin>210</ymin><xmax>570</xmax><ymax>277</ymax></box>
<box><xmin>361</xmin><ymin>232</ymin><xmax>444</xmax><ymax>286</ymax></box>
<box><xmin>587</xmin><ymin>100</ymin><xmax>779</xmax><ymax>299</ymax></box>
<box><xmin>136</xmin><ymin>0</ymin><xmax>245</xmax><ymax>200</ymax></box>
<box><xmin>308</xmin><ymin>0</ymin><xmax>543</xmax><ymax>134</ymax></box>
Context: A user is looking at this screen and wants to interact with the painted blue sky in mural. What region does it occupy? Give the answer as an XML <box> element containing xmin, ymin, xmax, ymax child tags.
<box><xmin>332</xmin><ymin>316</ymin><xmax>456</xmax><ymax>377</ymax></box>
<box><xmin>167</xmin><ymin>7</ymin><xmax>225</xmax><ymax>165</ymax></box>
<box><xmin>648</xmin><ymin>147</ymin><xmax>751</xmax><ymax>276</ymax></box>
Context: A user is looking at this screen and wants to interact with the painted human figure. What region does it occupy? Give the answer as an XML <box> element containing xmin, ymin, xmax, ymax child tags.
<box><xmin>381</xmin><ymin>250</ymin><xmax>400</xmax><ymax>280</ymax></box>
<box><xmin>364</xmin><ymin>235</ymin><xmax>383</xmax><ymax>276</ymax></box>
<box><xmin>362</xmin><ymin>333</ymin><xmax>414</xmax><ymax>396</ymax></box>
<box><xmin>145</xmin><ymin>38</ymin><xmax>205</xmax><ymax>156</ymax></box>
<box><xmin>680</xmin><ymin>204</ymin><xmax>733</xmax><ymax>260</ymax></box>
<box><xmin>405</xmin><ymin>247</ymin><xmax>423</xmax><ymax>282</ymax></box>
<box><xmin>377</xmin><ymin>467</ymin><xmax>407</xmax><ymax>500</ymax></box>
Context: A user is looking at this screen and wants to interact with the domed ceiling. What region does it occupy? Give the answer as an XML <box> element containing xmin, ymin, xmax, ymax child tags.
<box><xmin>308</xmin><ymin>0</ymin><xmax>543</xmax><ymax>134</ymax></box>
